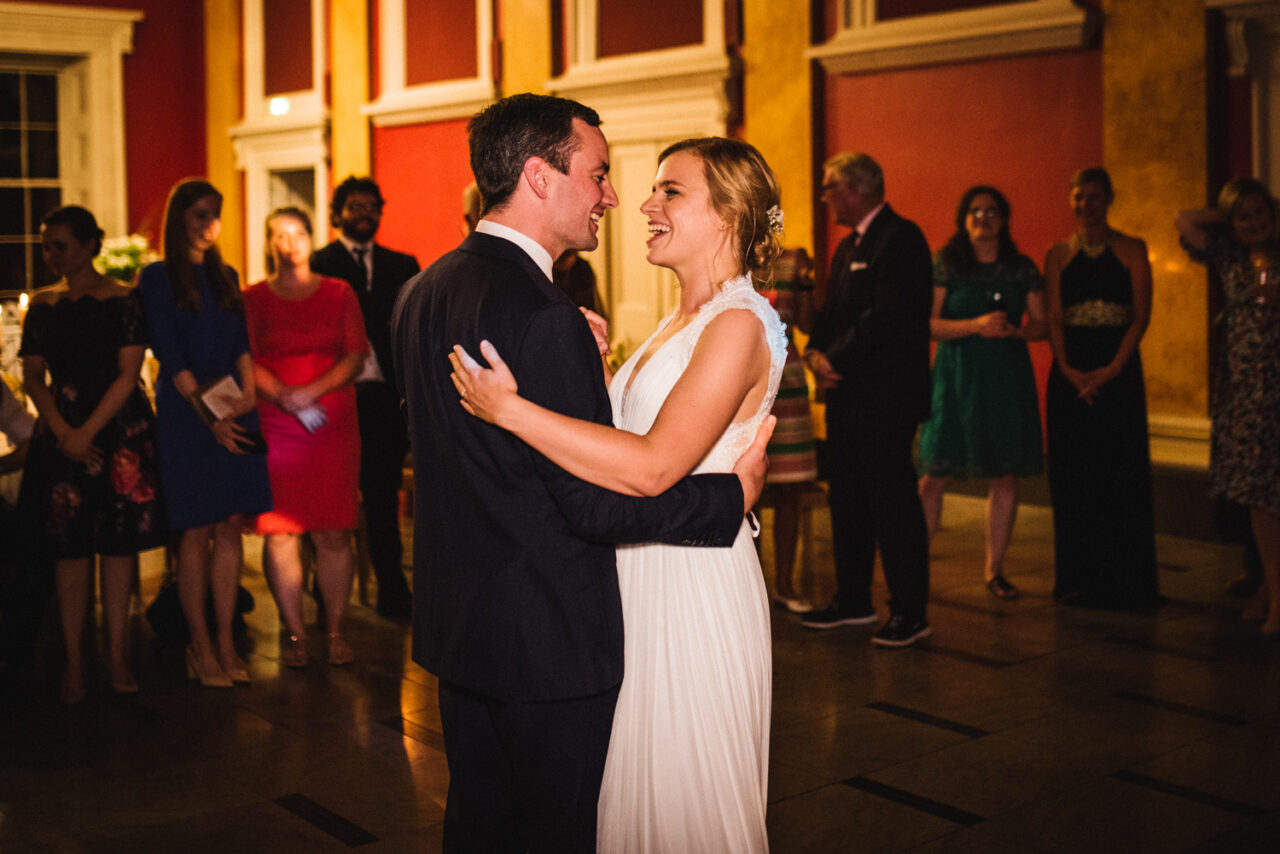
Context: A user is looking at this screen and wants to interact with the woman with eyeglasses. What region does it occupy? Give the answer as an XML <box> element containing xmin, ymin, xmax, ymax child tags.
<box><xmin>918</xmin><ymin>186</ymin><xmax>1045</xmax><ymax>600</ymax></box>
<box><xmin>1043</xmin><ymin>167</ymin><xmax>1157</xmax><ymax>610</ymax></box>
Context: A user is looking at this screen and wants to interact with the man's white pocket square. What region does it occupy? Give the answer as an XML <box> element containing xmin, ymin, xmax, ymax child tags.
<box><xmin>849</xmin><ymin>261</ymin><xmax>868</xmax><ymax>271</ymax></box>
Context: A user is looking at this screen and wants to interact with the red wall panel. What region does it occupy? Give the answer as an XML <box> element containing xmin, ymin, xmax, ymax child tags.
<box><xmin>598</xmin><ymin>0</ymin><xmax>702</xmax><ymax>58</ymax></box>
<box><xmin>263</xmin><ymin>0</ymin><xmax>313</xmax><ymax>96</ymax></box>
<box><xmin>28</xmin><ymin>0</ymin><xmax>209</xmax><ymax>240</ymax></box>
<box><xmin>405</xmin><ymin>0</ymin><xmax>477</xmax><ymax>86</ymax></box>
<box><xmin>877</xmin><ymin>0</ymin><xmax>1019</xmax><ymax>20</ymax></box>
<box><xmin>370</xmin><ymin>119</ymin><xmax>473</xmax><ymax>267</ymax></box>
<box><xmin>823</xmin><ymin>48</ymin><xmax>1104</xmax><ymax>427</ymax></box>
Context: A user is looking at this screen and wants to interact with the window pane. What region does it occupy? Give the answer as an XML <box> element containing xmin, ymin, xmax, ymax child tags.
<box><xmin>0</xmin><ymin>73</ymin><xmax>19</xmax><ymax>123</ymax></box>
<box><xmin>0</xmin><ymin>188</ymin><xmax>23</xmax><ymax>234</ymax></box>
<box><xmin>0</xmin><ymin>128</ymin><xmax>20</xmax><ymax>177</ymax></box>
<box><xmin>25</xmin><ymin>75</ymin><xmax>57</xmax><ymax>124</ymax></box>
<box><xmin>0</xmin><ymin>243</ymin><xmax>26</xmax><ymax>291</ymax></box>
<box><xmin>27</xmin><ymin>130</ymin><xmax>57</xmax><ymax>178</ymax></box>
<box><xmin>29</xmin><ymin>187</ymin><xmax>61</xmax><ymax>225</ymax></box>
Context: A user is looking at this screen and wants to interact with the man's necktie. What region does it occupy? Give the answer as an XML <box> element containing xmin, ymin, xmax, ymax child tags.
<box><xmin>352</xmin><ymin>246</ymin><xmax>371</xmax><ymax>291</ymax></box>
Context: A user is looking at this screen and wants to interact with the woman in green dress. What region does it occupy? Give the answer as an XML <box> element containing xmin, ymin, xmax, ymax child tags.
<box><xmin>918</xmin><ymin>186</ymin><xmax>1046</xmax><ymax>599</ymax></box>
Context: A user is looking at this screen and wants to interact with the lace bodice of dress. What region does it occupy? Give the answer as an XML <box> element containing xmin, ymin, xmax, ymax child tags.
<box><xmin>608</xmin><ymin>273</ymin><xmax>787</xmax><ymax>473</ymax></box>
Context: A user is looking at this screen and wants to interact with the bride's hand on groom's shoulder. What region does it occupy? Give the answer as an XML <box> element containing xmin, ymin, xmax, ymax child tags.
<box><xmin>580</xmin><ymin>308</ymin><xmax>611</xmax><ymax>356</ymax></box>
<box><xmin>449</xmin><ymin>340</ymin><xmax>519</xmax><ymax>426</ymax></box>
<box><xmin>732</xmin><ymin>415</ymin><xmax>775</xmax><ymax>513</ymax></box>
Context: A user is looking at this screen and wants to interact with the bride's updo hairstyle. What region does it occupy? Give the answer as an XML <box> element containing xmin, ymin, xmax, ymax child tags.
<box><xmin>659</xmin><ymin>137</ymin><xmax>784</xmax><ymax>282</ymax></box>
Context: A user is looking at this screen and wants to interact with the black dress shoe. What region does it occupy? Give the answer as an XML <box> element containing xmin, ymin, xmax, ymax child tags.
<box><xmin>871</xmin><ymin>615</ymin><xmax>932</xmax><ymax>648</ymax></box>
<box><xmin>376</xmin><ymin>593</ymin><xmax>413</xmax><ymax>621</ymax></box>
<box><xmin>801</xmin><ymin>602</ymin><xmax>878</xmax><ymax>629</ymax></box>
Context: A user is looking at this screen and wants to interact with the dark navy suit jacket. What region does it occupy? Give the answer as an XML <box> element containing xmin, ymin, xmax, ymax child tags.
<box><xmin>391</xmin><ymin>231</ymin><xmax>743</xmax><ymax>702</ymax></box>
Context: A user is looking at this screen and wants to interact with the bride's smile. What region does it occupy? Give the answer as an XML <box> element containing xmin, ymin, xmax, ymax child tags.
<box><xmin>640</xmin><ymin>150</ymin><xmax>735</xmax><ymax>291</ymax></box>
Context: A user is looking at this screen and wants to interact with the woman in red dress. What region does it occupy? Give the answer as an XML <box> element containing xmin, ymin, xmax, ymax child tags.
<box><xmin>244</xmin><ymin>207</ymin><xmax>367</xmax><ymax>667</ymax></box>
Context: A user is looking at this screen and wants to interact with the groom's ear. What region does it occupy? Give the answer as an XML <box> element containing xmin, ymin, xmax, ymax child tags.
<box><xmin>522</xmin><ymin>157</ymin><xmax>552</xmax><ymax>200</ymax></box>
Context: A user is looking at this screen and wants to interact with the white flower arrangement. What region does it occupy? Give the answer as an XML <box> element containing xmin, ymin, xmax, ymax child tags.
<box><xmin>94</xmin><ymin>234</ymin><xmax>159</xmax><ymax>284</ymax></box>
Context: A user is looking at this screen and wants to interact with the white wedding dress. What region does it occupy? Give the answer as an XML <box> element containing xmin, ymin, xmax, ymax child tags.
<box><xmin>597</xmin><ymin>274</ymin><xmax>786</xmax><ymax>854</ymax></box>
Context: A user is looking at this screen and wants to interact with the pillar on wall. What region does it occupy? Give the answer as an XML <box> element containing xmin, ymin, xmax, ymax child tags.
<box><xmin>742</xmin><ymin>0</ymin><xmax>814</xmax><ymax>256</ymax></box>
<box><xmin>329</xmin><ymin>0</ymin><xmax>371</xmax><ymax>186</ymax></box>
<box><xmin>1102</xmin><ymin>0</ymin><xmax>1209</xmax><ymax>426</ymax></box>
<box><xmin>499</xmin><ymin>0</ymin><xmax>552</xmax><ymax>95</ymax></box>
<box><xmin>205</xmin><ymin>0</ymin><xmax>244</xmax><ymax>272</ymax></box>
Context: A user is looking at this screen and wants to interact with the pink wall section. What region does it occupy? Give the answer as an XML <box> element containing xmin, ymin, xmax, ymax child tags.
<box><xmin>823</xmin><ymin>48</ymin><xmax>1104</xmax><ymax>429</ymax></box>
<box><xmin>27</xmin><ymin>0</ymin><xmax>208</xmax><ymax>240</ymax></box>
<box><xmin>370</xmin><ymin>119</ymin><xmax>474</xmax><ymax>267</ymax></box>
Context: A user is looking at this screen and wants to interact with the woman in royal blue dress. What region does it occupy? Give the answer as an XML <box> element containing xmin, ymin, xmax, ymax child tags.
<box><xmin>20</xmin><ymin>205</ymin><xmax>167</xmax><ymax>702</ymax></box>
<box><xmin>139</xmin><ymin>180</ymin><xmax>272</xmax><ymax>687</ymax></box>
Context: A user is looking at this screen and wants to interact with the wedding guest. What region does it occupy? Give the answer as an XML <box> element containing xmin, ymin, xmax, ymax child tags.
<box><xmin>20</xmin><ymin>205</ymin><xmax>166</xmax><ymax>702</ymax></box>
<box><xmin>1177</xmin><ymin>178</ymin><xmax>1280</xmax><ymax>635</ymax></box>
<box><xmin>139</xmin><ymin>179</ymin><xmax>272</xmax><ymax>687</ymax></box>
<box><xmin>311</xmin><ymin>176</ymin><xmax>419</xmax><ymax>620</ymax></box>
<box><xmin>757</xmin><ymin>247</ymin><xmax>819</xmax><ymax>612</ymax></box>
<box><xmin>0</xmin><ymin>379</ymin><xmax>37</xmax><ymax>682</ymax></box>
<box><xmin>245</xmin><ymin>207</ymin><xmax>367</xmax><ymax>667</ymax></box>
<box><xmin>1044</xmin><ymin>168</ymin><xmax>1157</xmax><ymax>610</ymax></box>
<box><xmin>918</xmin><ymin>186</ymin><xmax>1045</xmax><ymax>600</ymax></box>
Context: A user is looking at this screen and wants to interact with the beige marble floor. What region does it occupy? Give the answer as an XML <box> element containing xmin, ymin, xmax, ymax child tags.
<box><xmin>1</xmin><ymin>494</ymin><xmax>1277</xmax><ymax>853</ymax></box>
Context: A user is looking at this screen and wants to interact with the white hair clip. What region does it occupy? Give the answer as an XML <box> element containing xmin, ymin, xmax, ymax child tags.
<box><xmin>766</xmin><ymin>205</ymin><xmax>784</xmax><ymax>234</ymax></box>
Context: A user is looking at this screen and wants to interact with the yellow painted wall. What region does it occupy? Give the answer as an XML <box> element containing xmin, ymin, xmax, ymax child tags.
<box><xmin>742</xmin><ymin>0</ymin><xmax>813</xmax><ymax>256</ymax></box>
<box><xmin>498</xmin><ymin>0</ymin><xmax>552</xmax><ymax>95</ymax></box>
<box><xmin>329</xmin><ymin>0</ymin><xmax>371</xmax><ymax>184</ymax></box>
<box><xmin>1102</xmin><ymin>0</ymin><xmax>1208</xmax><ymax>421</ymax></box>
<box><xmin>204</xmin><ymin>0</ymin><xmax>244</xmax><ymax>273</ymax></box>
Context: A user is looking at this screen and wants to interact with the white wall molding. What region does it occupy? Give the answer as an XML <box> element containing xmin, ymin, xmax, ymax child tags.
<box><xmin>231</xmin><ymin>124</ymin><xmax>328</xmax><ymax>284</ymax></box>
<box><xmin>0</xmin><ymin>2</ymin><xmax>143</xmax><ymax>236</ymax></box>
<box><xmin>808</xmin><ymin>0</ymin><xmax>1098</xmax><ymax>76</ymax></box>
<box><xmin>364</xmin><ymin>0</ymin><xmax>495</xmax><ymax>127</ymax></box>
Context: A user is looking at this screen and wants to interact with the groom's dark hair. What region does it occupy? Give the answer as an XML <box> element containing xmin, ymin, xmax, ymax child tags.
<box><xmin>467</xmin><ymin>93</ymin><xmax>602</xmax><ymax>216</ymax></box>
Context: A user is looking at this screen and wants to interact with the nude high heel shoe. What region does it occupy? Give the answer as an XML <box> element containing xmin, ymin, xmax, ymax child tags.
<box><xmin>185</xmin><ymin>646</ymin><xmax>233</xmax><ymax>688</ymax></box>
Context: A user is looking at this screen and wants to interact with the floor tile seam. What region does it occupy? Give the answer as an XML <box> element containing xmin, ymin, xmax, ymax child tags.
<box><xmin>1108</xmin><ymin>769</ymin><xmax>1269</xmax><ymax>817</ymax></box>
<box><xmin>865</xmin><ymin>700</ymin><xmax>991</xmax><ymax>739</ymax></box>
<box><xmin>274</xmin><ymin>791</ymin><xmax>381</xmax><ymax>846</ymax></box>
<box><xmin>1102</xmin><ymin>634</ymin><xmax>1219</xmax><ymax>664</ymax></box>
<box><xmin>1112</xmin><ymin>689</ymin><xmax>1251</xmax><ymax>726</ymax></box>
<box><xmin>841</xmin><ymin>775</ymin><xmax>985</xmax><ymax>827</ymax></box>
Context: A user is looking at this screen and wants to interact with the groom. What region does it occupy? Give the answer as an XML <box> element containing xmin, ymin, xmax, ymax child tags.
<box><xmin>392</xmin><ymin>93</ymin><xmax>772</xmax><ymax>853</ymax></box>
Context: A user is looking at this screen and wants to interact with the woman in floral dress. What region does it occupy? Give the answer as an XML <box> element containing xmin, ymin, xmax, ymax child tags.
<box><xmin>20</xmin><ymin>205</ymin><xmax>166</xmax><ymax>702</ymax></box>
<box><xmin>1178</xmin><ymin>178</ymin><xmax>1280</xmax><ymax>636</ymax></box>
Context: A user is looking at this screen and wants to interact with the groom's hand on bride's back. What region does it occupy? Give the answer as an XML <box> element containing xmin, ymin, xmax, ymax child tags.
<box><xmin>732</xmin><ymin>415</ymin><xmax>775</xmax><ymax>514</ymax></box>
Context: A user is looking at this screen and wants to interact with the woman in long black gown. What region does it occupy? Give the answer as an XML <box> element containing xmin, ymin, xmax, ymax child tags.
<box><xmin>1043</xmin><ymin>168</ymin><xmax>1158</xmax><ymax>610</ymax></box>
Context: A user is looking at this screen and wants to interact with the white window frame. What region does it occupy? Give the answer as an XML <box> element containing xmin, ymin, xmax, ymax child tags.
<box><xmin>0</xmin><ymin>2</ymin><xmax>141</xmax><ymax>237</ymax></box>
<box><xmin>364</xmin><ymin>0</ymin><xmax>496</xmax><ymax>127</ymax></box>
<box><xmin>808</xmin><ymin>0</ymin><xmax>1097</xmax><ymax>74</ymax></box>
<box><xmin>548</xmin><ymin>1</ymin><xmax>734</xmax><ymax>348</ymax></box>
<box><xmin>230</xmin><ymin>0</ymin><xmax>328</xmax><ymax>284</ymax></box>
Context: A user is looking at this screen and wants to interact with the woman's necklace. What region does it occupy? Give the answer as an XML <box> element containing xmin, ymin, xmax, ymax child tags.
<box><xmin>1078</xmin><ymin>231</ymin><xmax>1110</xmax><ymax>258</ymax></box>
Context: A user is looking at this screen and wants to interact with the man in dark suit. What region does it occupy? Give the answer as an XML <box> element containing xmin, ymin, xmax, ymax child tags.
<box><xmin>391</xmin><ymin>93</ymin><xmax>770</xmax><ymax>853</ymax></box>
<box><xmin>312</xmin><ymin>177</ymin><xmax>419</xmax><ymax>619</ymax></box>
<box><xmin>800</xmin><ymin>152</ymin><xmax>934</xmax><ymax>648</ymax></box>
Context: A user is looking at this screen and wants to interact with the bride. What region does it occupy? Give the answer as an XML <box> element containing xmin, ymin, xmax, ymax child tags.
<box><xmin>451</xmin><ymin>136</ymin><xmax>786</xmax><ymax>853</ymax></box>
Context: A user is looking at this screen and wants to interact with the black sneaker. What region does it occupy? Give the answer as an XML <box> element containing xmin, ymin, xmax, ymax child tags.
<box><xmin>801</xmin><ymin>603</ymin><xmax>879</xmax><ymax>629</ymax></box>
<box><xmin>871</xmin><ymin>615</ymin><xmax>932</xmax><ymax>648</ymax></box>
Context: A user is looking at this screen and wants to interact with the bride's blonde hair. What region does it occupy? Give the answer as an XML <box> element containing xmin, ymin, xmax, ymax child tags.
<box><xmin>659</xmin><ymin>137</ymin><xmax>783</xmax><ymax>282</ymax></box>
